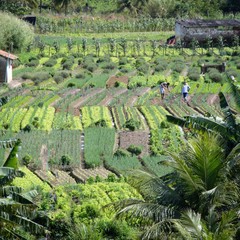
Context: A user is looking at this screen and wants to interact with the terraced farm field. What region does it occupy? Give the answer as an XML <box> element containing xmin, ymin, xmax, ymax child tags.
<box><xmin>1</xmin><ymin>40</ymin><xmax>239</xmax><ymax>184</ymax></box>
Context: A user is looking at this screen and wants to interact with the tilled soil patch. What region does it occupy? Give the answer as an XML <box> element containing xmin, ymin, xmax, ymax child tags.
<box><xmin>119</xmin><ymin>130</ymin><xmax>150</xmax><ymax>156</ymax></box>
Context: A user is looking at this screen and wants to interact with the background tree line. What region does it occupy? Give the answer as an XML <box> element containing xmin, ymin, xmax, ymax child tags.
<box><xmin>0</xmin><ymin>0</ymin><xmax>240</xmax><ymax>18</ymax></box>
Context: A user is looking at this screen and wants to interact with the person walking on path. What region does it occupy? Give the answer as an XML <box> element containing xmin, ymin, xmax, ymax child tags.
<box><xmin>160</xmin><ymin>82</ymin><xmax>165</xmax><ymax>100</ymax></box>
<box><xmin>182</xmin><ymin>82</ymin><xmax>190</xmax><ymax>102</ymax></box>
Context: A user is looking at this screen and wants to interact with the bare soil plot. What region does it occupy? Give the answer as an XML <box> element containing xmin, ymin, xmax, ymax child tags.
<box><xmin>106</xmin><ymin>75</ymin><xmax>129</xmax><ymax>88</ymax></box>
<box><xmin>119</xmin><ymin>130</ymin><xmax>150</xmax><ymax>157</ymax></box>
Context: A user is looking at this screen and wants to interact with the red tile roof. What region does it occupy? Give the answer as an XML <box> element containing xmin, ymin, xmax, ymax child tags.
<box><xmin>0</xmin><ymin>50</ymin><xmax>18</xmax><ymax>60</ymax></box>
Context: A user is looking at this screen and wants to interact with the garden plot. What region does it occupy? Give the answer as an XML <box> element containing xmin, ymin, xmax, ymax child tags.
<box><xmin>118</xmin><ymin>130</ymin><xmax>150</xmax><ymax>157</ymax></box>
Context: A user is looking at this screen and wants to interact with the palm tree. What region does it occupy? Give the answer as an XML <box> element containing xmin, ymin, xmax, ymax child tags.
<box><xmin>0</xmin><ymin>167</ymin><xmax>46</xmax><ymax>239</ymax></box>
<box><xmin>0</xmin><ymin>139</ymin><xmax>46</xmax><ymax>239</ymax></box>
<box><xmin>109</xmin><ymin>134</ymin><xmax>240</xmax><ymax>239</ymax></box>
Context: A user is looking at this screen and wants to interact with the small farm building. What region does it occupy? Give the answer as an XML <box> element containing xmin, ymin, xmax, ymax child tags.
<box><xmin>175</xmin><ymin>19</ymin><xmax>240</xmax><ymax>45</ymax></box>
<box><xmin>0</xmin><ymin>50</ymin><xmax>18</xmax><ymax>83</ymax></box>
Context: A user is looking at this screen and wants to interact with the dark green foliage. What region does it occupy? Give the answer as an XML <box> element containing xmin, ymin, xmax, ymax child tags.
<box><xmin>75</xmin><ymin>73</ymin><xmax>85</xmax><ymax>79</ymax></box>
<box><xmin>22</xmin><ymin>73</ymin><xmax>33</xmax><ymax>80</ymax></box>
<box><xmin>119</xmin><ymin>57</ymin><xmax>128</xmax><ymax>65</ymax></box>
<box><xmin>67</xmin><ymin>83</ymin><xmax>76</xmax><ymax>87</ymax></box>
<box><xmin>22</xmin><ymin>154</ymin><xmax>32</xmax><ymax>166</ymax></box>
<box><xmin>54</xmin><ymin>75</ymin><xmax>64</xmax><ymax>83</ymax></box>
<box><xmin>127</xmin><ymin>145</ymin><xmax>142</xmax><ymax>156</ymax></box>
<box><xmin>94</xmin><ymin>120</ymin><xmax>107</xmax><ymax>127</ymax></box>
<box><xmin>114</xmin><ymin>81</ymin><xmax>120</xmax><ymax>87</ymax></box>
<box><xmin>160</xmin><ymin>121</ymin><xmax>170</xmax><ymax>128</ymax></box>
<box><xmin>172</xmin><ymin>63</ymin><xmax>183</xmax><ymax>73</ymax></box>
<box><xmin>61</xmin><ymin>155</ymin><xmax>71</xmax><ymax>166</ymax></box>
<box><xmin>188</xmin><ymin>67</ymin><xmax>200</xmax><ymax>81</ymax></box>
<box><xmin>43</xmin><ymin>58</ymin><xmax>57</xmax><ymax>67</ymax></box>
<box><xmin>26</xmin><ymin>59</ymin><xmax>39</xmax><ymax>67</ymax></box>
<box><xmin>86</xmin><ymin>63</ymin><xmax>98</xmax><ymax>72</ymax></box>
<box><xmin>61</xmin><ymin>56</ymin><xmax>75</xmax><ymax>70</ymax></box>
<box><xmin>22</xmin><ymin>124</ymin><xmax>31</xmax><ymax>132</ymax></box>
<box><xmin>155</xmin><ymin>63</ymin><xmax>167</xmax><ymax>72</ymax></box>
<box><xmin>48</xmin><ymin>219</ymin><xmax>71</xmax><ymax>239</ymax></box>
<box><xmin>114</xmin><ymin>149</ymin><xmax>131</xmax><ymax>157</ymax></box>
<box><xmin>208</xmin><ymin>69</ymin><xmax>223</xmax><ymax>83</ymax></box>
<box><xmin>124</xmin><ymin>119</ymin><xmax>140</xmax><ymax>131</ymax></box>
<box><xmin>3</xmin><ymin>139</ymin><xmax>21</xmax><ymax>169</ymax></box>
<box><xmin>96</xmin><ymin>219</ymin><xmax>134</xmax><ymax>240</ymax></box>
<box><xmin>13</xmin><ymin>59</ymin><xmax>21</xmax><ymax>68</ymax></box>
<box><xmin>102</xmin><ymin>62</ymin><xmax>116</xmax><ymax>70</ymax></box>
<box><xmin>31</xmin><ymin>72</ymin><xmax>50</xmax><ymax>83</ymax></box>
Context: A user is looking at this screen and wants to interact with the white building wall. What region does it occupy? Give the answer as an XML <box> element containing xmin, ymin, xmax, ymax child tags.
<box><xmin>6</xmin><ymin>59</ymin><xmax>13</xmax><ymax>83</ymax></box>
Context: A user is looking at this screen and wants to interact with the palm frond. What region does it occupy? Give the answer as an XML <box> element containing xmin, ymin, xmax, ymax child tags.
<box><xmin>219</xmin><ymin>92</ymin><xmax>236</xmax><ymax>129</ymax></box>
<box><xmin>0</xmin><ymin>211</ymin><xmax>45</xmax><ymax>235</ymax></box>
<box><xmin>114</xmin><ymin>199</ymin><xmax>176</xmax><ymax>223</ymax></box>
<box><xmin>215</xmin><ymin>210</ymin><xmax>238</xmax><ymax>238</ymax></box>
<box><xmin>188</xmin><ymin>134</ymin><xmax>224</xmax><ymax>190</ymax></box>
<box><xmin>226</xmin><ymin>143</ymin><xmax>240</xmax><ymax>170</ymax></box>
<box><xmin>0</xmin><ymin>186</ymin><xmax>23</xmax><ymax>198</ymax></box>
<box><xmin>226</xmin><ymin>74</ymin><xmax>240</xmax><ymax>110</ymax></box>
<box><xmin>125</xmin><ymin>170</ymin><xmax>182</xmax><ymax>205</ymax></box>
<box><xmin>166</xmin><ymin>115</ymin><xmax>186</xmax><ymax>127</ymax></box>
<box><xmin>173</xmin><ymin>209</ymin><xmax>204</xmax><ymax>239</ymax></box>
<box><xmin>141</xmin><ymin>219</ymin><xmax>173</xmax><ymax>240</ymax></box>
<box><xmin>165</xmin><ymin>151</ymin><xmax>203</xmax><ymax>195</ymax></box>
<box><xmin>0</xmin><ymin>167</ymin><xmax>24</xmax><ymax>185</ymax></box>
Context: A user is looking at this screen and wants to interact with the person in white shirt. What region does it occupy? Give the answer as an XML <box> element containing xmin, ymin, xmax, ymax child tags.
<box><xmin>182</xmin><ymin>82</ymin><xmax>190</xmax><ymax>102</ymax></box>
<box><xmin>160</xmin><ymin>82</ymin><xmax>165</xmax><ymax>99</ymax></box>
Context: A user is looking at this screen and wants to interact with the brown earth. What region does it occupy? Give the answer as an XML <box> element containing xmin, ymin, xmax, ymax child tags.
<box><xmin>106</xmin><ymin>75</ymin><xmax>129</xmax><ymax>88</ymax></box>
<box><xmin>119</xmin><ymin>130</ymin><xmax>150</xmax><ymax>157</ymax></box>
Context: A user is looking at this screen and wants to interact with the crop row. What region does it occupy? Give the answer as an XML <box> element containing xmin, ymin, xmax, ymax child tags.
<box><xmin>84</xmin><ymin>127</ymin><xmax>115</xmax><ymax>168</ymax></box>
<box><xmin>111</xmin><ymin>106</ymin><xmax>147</xmax><ymax>130</ymax></box>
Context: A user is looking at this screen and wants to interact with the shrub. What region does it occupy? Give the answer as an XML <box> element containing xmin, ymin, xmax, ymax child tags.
<box><xmin>23</xmin><ymin>124</ymin><xmax>31</xmax><ymax>132</ymax></box>
<box><xmin>54</xmin><ymin>75</ymin><xmax>64</xmax><ymax>84</ymax></box>
<box><xmin>60</xmin><ymin>71</ymin><xmax>70</xmax><ymax>79</ymax></box>
<box><xmin>43</xmin><ymin>59</ymin><xmax>57</xmax><ymax>67</ymax></box>
<box><xmin>172</xmin><ymin>64</ymin><xmax>183</xmax><ymax>73</ymax></box>
<box><xmin>22</xmin><ymin>73</ymin><xmax>33</xmax><ymax>80</ymax></box>
<box><xmin>0</xmin><ymin>12</ymin><xmax>34</xmax><ymax>51</ymax></box>
<box><xmin>114</xmin><ymin>149</ymin><xmax>131</xmax><ymax>157</ymax></box>
<box><xmin>208</xmin><ymin>72</ymin><xmax>222</xmax><ymax>82</ymax></box>
<box><xmin>38</xmin><ymin>102</ymin><xmax>44</xmax><ymax>108</ymax></box>
<box><xmin>97</xmin><ymin>219</ymin><xmax>134</xmax><ymax>240</ymax></box>
<box><xmin>160</xmin><ymin>121</ymin><xmax>170</xmax><ymax>128</ymax></box>
<box><xmin>13</xmin><ymin>59</ymin><xmax>21</xmax><ymax>68</ymax></box>
<box><xmin>137</xmin><ymin>65</ymin><xmax>149</xmax><ymax>74</ymax></box>
<box><xmin>127</xmin><ymin>145</ymin><xmax>142</xmax><ymax>156</ymax></box>
<box><xmin>22</xmin><ymin>154</ymin><xmax>32</xmax><ymax>166</ymax></box>
<box><xmin>119</xmin><ymin>67</ymin><xmax>129</xmax><ymax>73</ymax></box>
<box><xmin>85</xmin><ymin>63</ymin><xmax>97</xmax><ymax>72</ymax></box>
<box><xmin>124</xmin><ymin>119</ymin><xmax>140</xmax><ymax>131</ymax></box>
<box><xmin>94</xmin><ymin>120</ymin><xmax>107</xmax><ymax>127</ymax></box>
<box><xmin>62</xmin><ymin>61</ymin><xmax>73</xmax><ymax>70</ymax></box>
<box><xmin>32</xmin><ymin>72</ymin><xmax>50</xmax><ymax>82</ymax></box>
<box><xmin>155</xmin><ymin>63</ymin><xmax>167</xmax><ymax>72</ymax></box>
<box><xmin>67</xmin><ymin>83</ymin><xmax>75</xmax><ymax>88</ymax></box>
<box><xmin>61</xmin><ymin>155</ymin><xmax>71</xmax><ymax>166</ymax></box>
<box><xmin>188</xmin><ymin>72</ymin><xmax>200</xmax><ymax>81</ymax></box>
<box><xmin>75</xmin><ymin>73</ymin><xmax>84</xmax><ymax>79</ymax></box>
<box><xmin>26</xmin><ymin>59</ymin><xmax>39</xmax><ymax>67</ymax></box>
<box><xmin>102</xmin><ymin>62</ymin><xmax>116</xmax><ymax>70</ymax></box>
<box><xmin>119</xmin><ymin>57</ymin><xmax>128</xmax><ymax>65</ymax></box>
